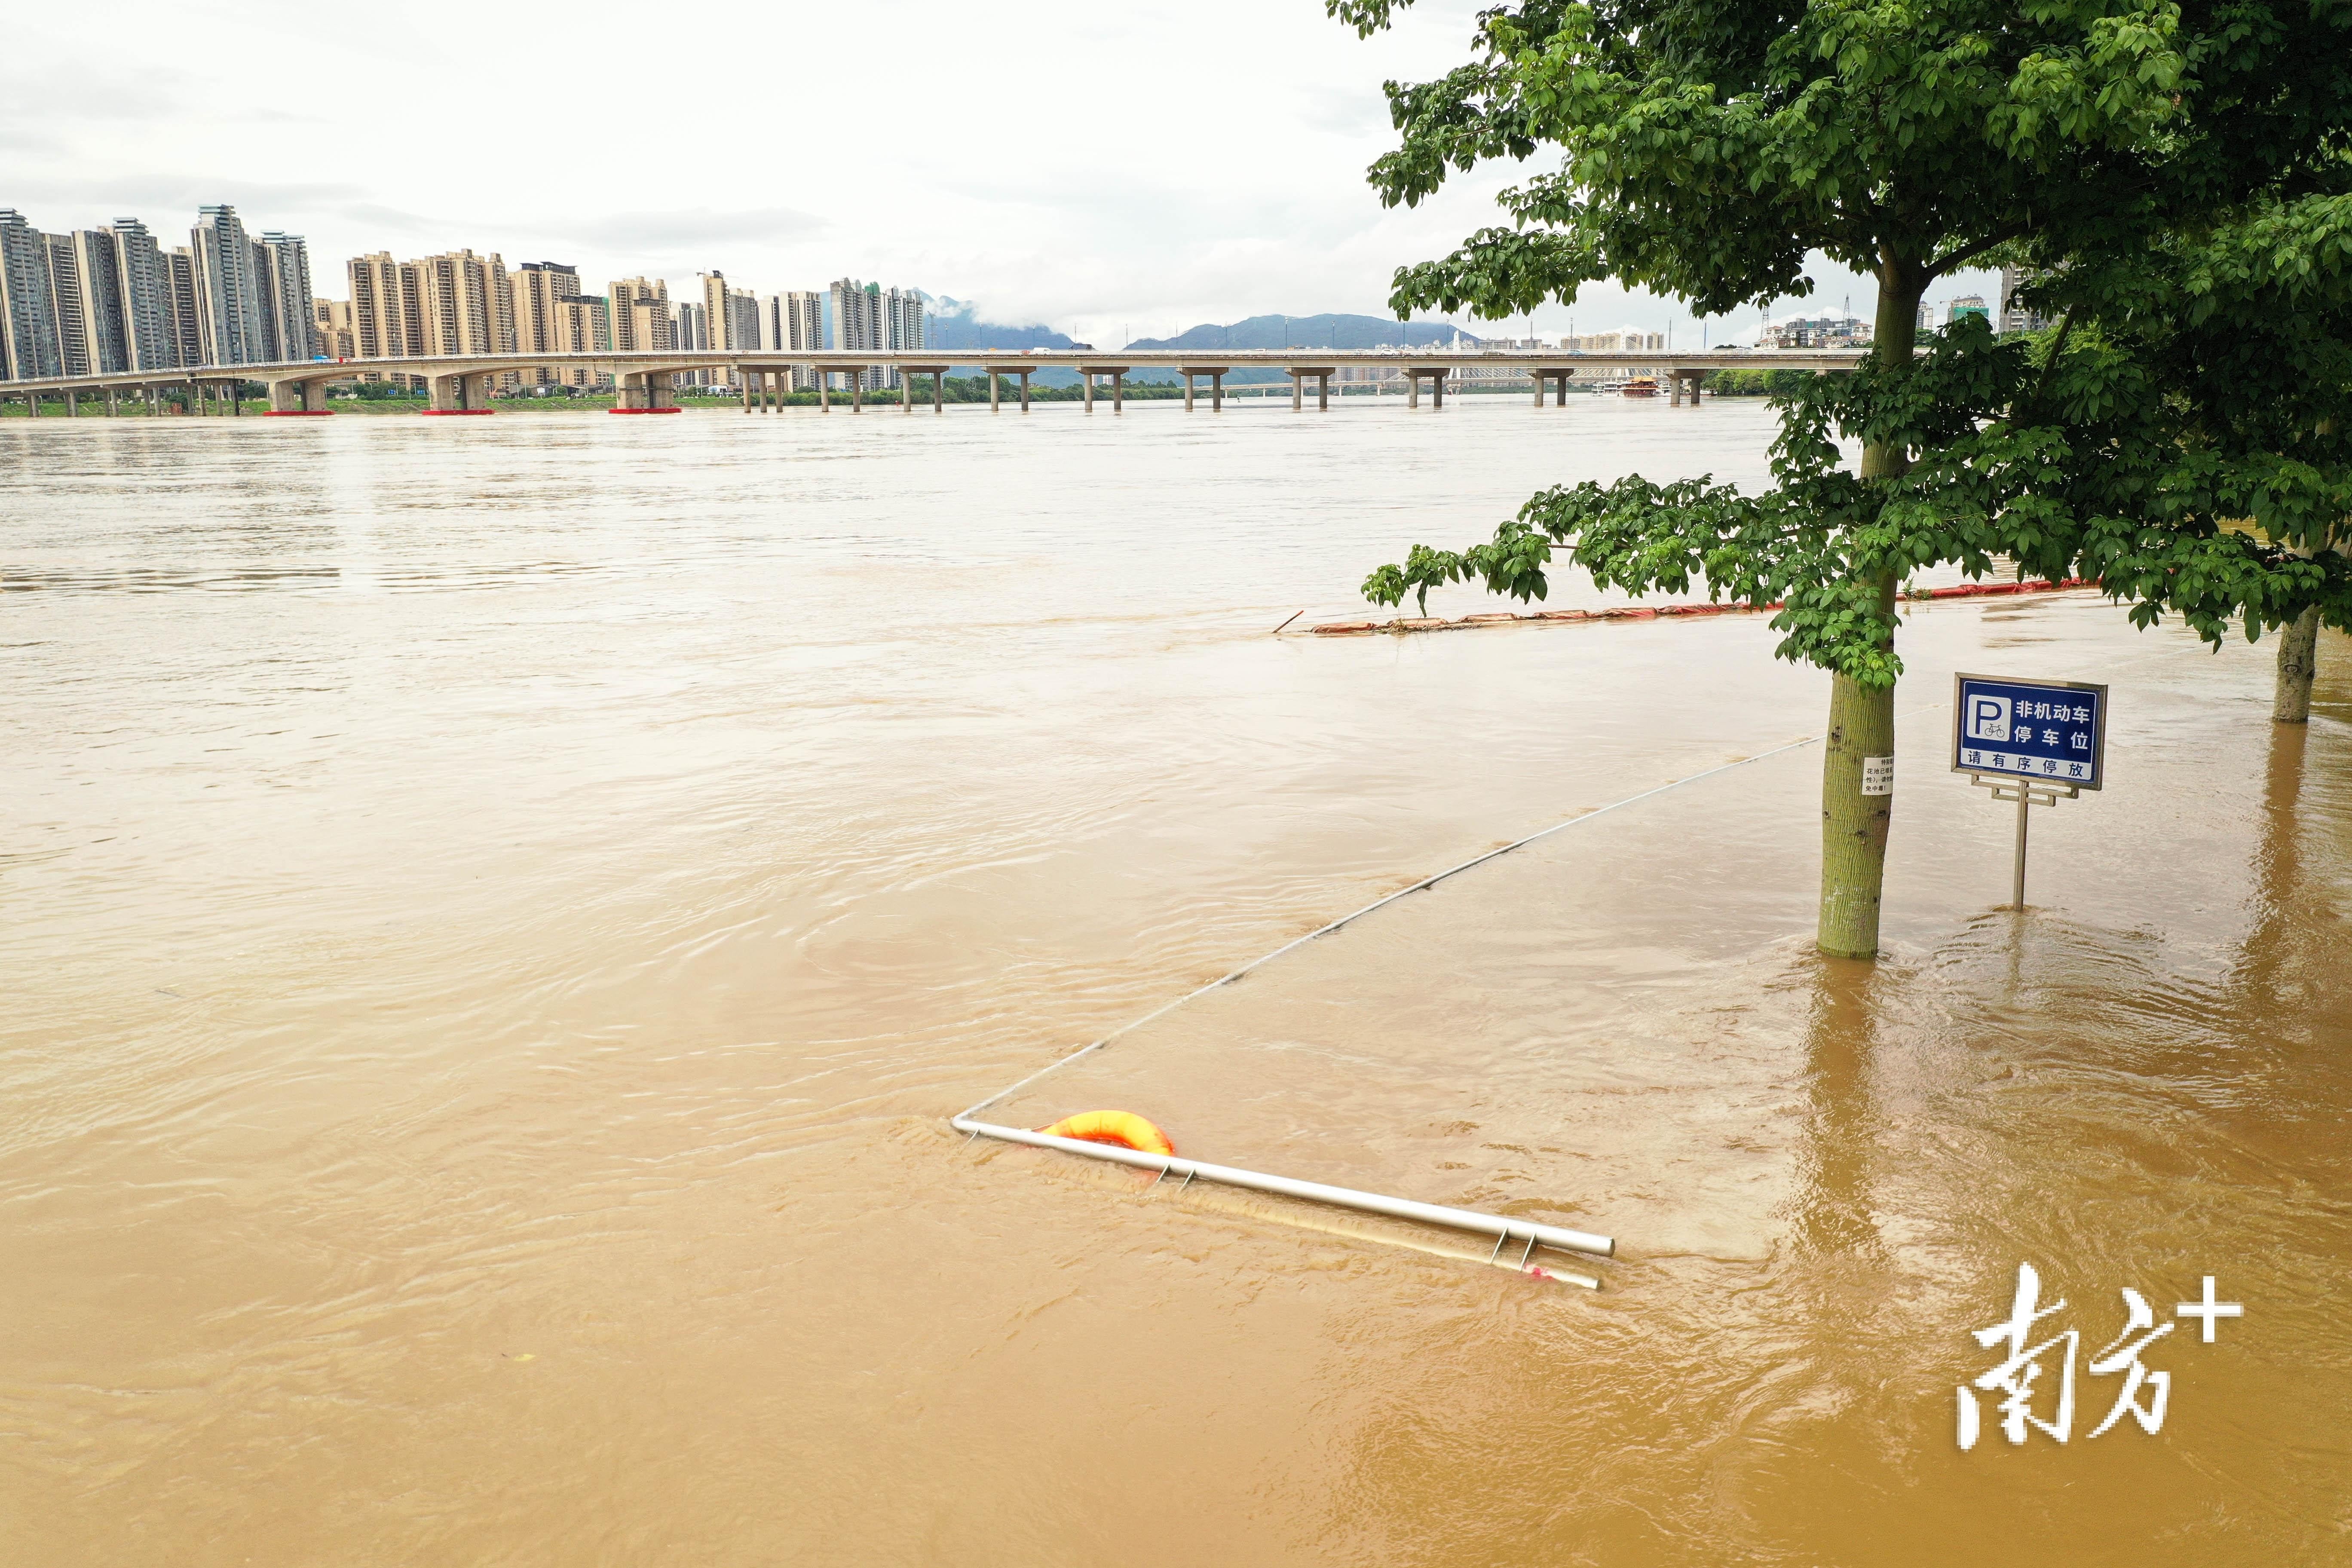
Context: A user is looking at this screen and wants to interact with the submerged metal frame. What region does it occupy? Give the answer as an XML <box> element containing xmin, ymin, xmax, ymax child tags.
<box><xmin>941</xmin><ymin>734</ymin><xmax>1874</xmax><ymax>1292</ymax></box>
<box><xmin>952</xmin><ymin>1116</ymin><xmax>1614</xmax><ymax>1279</ymax></box>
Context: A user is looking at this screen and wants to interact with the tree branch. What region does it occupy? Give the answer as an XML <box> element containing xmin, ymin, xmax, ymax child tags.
<box><xmin>1926</xmin><ymin>227</ymin><xmax>2028</xmax><ymax>281</ymax></box>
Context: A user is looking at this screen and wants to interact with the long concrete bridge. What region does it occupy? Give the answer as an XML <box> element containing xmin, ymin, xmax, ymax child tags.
<box><xmin>1</xmin><ymin>347</ymin><xmax>1869</xmax><ymax>418</ymax></box>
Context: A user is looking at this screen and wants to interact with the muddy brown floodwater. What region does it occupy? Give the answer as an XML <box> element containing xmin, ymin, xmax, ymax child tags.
<box><xmin>4</xmin><ymin>399</ymin><xmax>2349</xmax><ymax>1565</ymax></box>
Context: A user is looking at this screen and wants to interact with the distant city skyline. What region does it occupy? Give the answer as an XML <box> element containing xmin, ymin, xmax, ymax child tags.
<box><xmin>0</xmin><ymin>190</ymin><xmax>2026</xmax><ymax>388</ymax></box>
<box><xmin>0</xmin><ymin>3</ymin><xmax>1997</xmax><ymax>354</ymax></box>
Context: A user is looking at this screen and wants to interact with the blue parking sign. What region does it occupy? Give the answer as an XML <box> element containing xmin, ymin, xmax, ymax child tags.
<box><xmin>1951</xmin><ymin>673</ymin><xmax>2107</xmax><ymax>790</ymax></box>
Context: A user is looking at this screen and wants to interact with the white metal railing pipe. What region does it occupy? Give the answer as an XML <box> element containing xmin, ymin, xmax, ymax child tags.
<box><xmin>953</xmin><ymin>1116</ymin><xmax>1614</xmax><ymax>1259</ymax></box>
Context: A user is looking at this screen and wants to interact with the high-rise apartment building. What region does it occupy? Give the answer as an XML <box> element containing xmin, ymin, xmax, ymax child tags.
<box><xmin>557</xmin><ymin>294</ymin><xmax>612</xmax><ymax>364</ymax></box>
<box><xmin>511</xmin><ymin>261</ymin><xmax>608</xmax><ymax>387</ymax></box>
<box><xmin>828</xmin><ymin>277</ymin><xmax>926</xmax><ymax>388</ymax></box>
<box><xmin>1946</xmin><ymin>295</ymin><xmax>1989</xmax><ymax>326</ymax></box>
<box><xmin>42</xmin><ymin>232</ymin><xmax>93</xmax><ymax>377</ymax></box>
<box><xmin>885</xmin><ymin>286</ymin><xmax>925</xmax><ymax>357</ymax></box>
<box><xmin>698</xmin><ymin>271</ymin><xmax>759</xmax><ymax>390</ymax></box>
<box><xmin>825</xmin><ymin>278</ymin><xmax>927</xmax><ymax>387</ymax></box>
<box><xmin>1</xmin><ymin>206</ymin><xmax>308</xmax><ymax>376</ymax></box>
<box><xmin>1563</xmin><ymin>329</ymin><xmax>1663</xmax><ymax>352</ymax></box>
<box><xmin>1997</xmin><ymin>266</ymin><xmax>2050</xmax><ymax>334</ymax></box>
<box><xmin>163</xmin><ymin>247</ymin><xmax>204</xmax><ymax>368</ymax></box>
<box><xmin>66</xmin><ymin>231</ymin><xmax>129</xmax><ymax>375</ymax></box>
<box><xmin>766</xmin><ymin>290</ymin><xmax>824</xmax><ymax>387</ymax></box>
<box><xmin>412</xmin><ymin>250</ymin><xmax>511</xmax><ymax>357</ymax></box>
<box><xmin>314</xmin><ymin>297</ymin><xmax>355</xmax><ymax>360</ymax></box>
<box><xmin>348</xmin><ymin>252</ymin><xmax>426</xmax><ymax>386</ymax></box>
<box><xmin>510</xmin><ymin>260</ymin><xmax>577</xmax><ymax>375</ymax></box>
<box><xmin>827</xmin><ymin>277</ymin><xmax>881</xmax><ymax>359</ymax></box>
<box><xmin>349</xmin><ymin>252</ymin><xmax>421</xmax><ymax>361</ymax></box>
<box><xmin>609</xmin><ymin>276</ymin><xmax>674</xmax><ymax>353</ymax></box>
<box><xmin>191</xmin><ymin>205</ymin><xmax>269</xmax><ymax>365</ymax></box>
<box><xmin>671</xmin><ymin>298</ymin><xmax>709</xmax><ymax>386</ymax></box>
<box><xmin>0</xmin><ymin>208</ymin><xmax>60</xmax><ymax>381</ymax></box>
<box><xmin>108</xmin><ymin>220</ymin><xmax>182</xmax><ymax>371</ymax></box>
<box><xmin>257</xmin><ymin>233</ymin><xmax>317</xmax><ymax>359</ymax></box>
<box><xmin>701</xmin><ymin>272</ymin><xmax>760</xmax><ymax>350</ymax></box>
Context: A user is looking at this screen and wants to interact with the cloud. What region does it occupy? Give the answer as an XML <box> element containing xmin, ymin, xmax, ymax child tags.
<box><xmin>0</xmin><ymin>0</ymin><xmax>1972</xmax><ymax>340</ymax></box>
<box><xmin>565</xmin><ymin>207</ymin><xmax>831</xmax><ymax>253</ymax></box>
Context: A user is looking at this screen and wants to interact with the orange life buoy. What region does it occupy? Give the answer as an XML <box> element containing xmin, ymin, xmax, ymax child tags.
<box><xmin>1036</xmin><ymin>1110</ymin><xmax>1175</xmax><ymax>1157</ymax></box>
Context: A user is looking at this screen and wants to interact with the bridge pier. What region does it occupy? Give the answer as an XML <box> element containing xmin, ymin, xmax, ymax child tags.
<box><xmin>425</xmin><ymin>371</ymin><xmax>497</xmax><ymax>415</ymax></box>
<box><xmin>610</xmin><ymin>371</ymin><xmax>680</xmax><ymax>414</ymax></box>
<box><xmin>1530</xmin><ymin>368</ymin><xmax>1575</xmax><ymax>406</ymax></box>
<box><xmin>1180</xmin><ymin>366</ymin><xmax>1228</xmax><ymax>411</ymax></box>
<box><xmin>1406</xmin><ymin>367</ymin><xmax>1450</xmax><ymax>409</ymax></box>
<box><xmin>812</xmin><ymin>367</ymin><xmax>868</xmax><ymax>413</ymax></box>
<box><xmin>901</xmin><ymin>364</ymin><xmax>949</xmax><ymax>414</ymax></box>
<box><xmin>1079</xmin><ymin>365</ymin><xmax>1130</xmax><ymax>415</ymax></box>
<box><xmin>991</xmin><ymin>367</ymin><xmax>1033</xmax><ymax>412</ymax></box>
<box><xmin>1286</xmin><ymin>367</ymin><xmax>1336</xmax><ymax>411</ymax></box>
<box><xmin>267</xmin><ymin>377</ymin><xmax>334</xmax><ymax>415</ymax></box>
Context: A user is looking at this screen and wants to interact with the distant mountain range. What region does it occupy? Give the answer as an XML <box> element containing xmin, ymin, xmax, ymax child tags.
<box><xmin>1127</xmin><ymin>315</ymin><xmax>1479</xmax><ymax>352</ymax></box>
<box><xmin>922</xmin><ymin>303</ymin><xmax>1479</xmax><ymax>384</ymax></box>
<box><xmin>924</xmin><ymin>299</ymin><xmax>1084</xmax><ymax>353</ymax></box>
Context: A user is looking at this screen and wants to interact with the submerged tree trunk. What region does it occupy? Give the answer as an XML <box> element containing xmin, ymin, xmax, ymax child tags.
<box><xmin>1818</xmin><ymin>573</ymin><xmax>1899</xmax><ymax>957</ymax></box>
<box><xmin>2274</xmin><ymin>605</ymin><xmax>2321</xmax><ymax>723</ymax></box>
<box><xmin>1817</xmin><ymin>266</ymin><xmax>1922</xmax><ymax>959</ymax></box>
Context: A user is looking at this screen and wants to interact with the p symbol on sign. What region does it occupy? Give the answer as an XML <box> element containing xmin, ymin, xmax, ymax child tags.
<box><xmin>1966</xmin><ymin>695</ymin><xmax>2012</xmax><ymax>743</ymax></box>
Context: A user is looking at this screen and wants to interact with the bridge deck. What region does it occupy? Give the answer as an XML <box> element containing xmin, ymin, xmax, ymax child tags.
<box><xmin>7</xmin><ymin>347</ymin><xmax>1867</xmax><ymax>398</ymax></box>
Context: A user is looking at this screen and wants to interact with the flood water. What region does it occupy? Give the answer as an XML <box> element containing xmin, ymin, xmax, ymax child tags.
<box><xmin>5</xmin><ymin>398</ymin><xmax>2349</xmax><ymax>1565</ymax></box>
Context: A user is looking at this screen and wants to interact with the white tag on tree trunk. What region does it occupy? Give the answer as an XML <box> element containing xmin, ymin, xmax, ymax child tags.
<box><xmin>1862</xmin><ymin>755</ymin><xmax>1895</xmax><ymax>796</ymax></box>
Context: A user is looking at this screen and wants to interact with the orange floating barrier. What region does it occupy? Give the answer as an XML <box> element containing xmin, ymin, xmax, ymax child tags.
<box><xmin>1035</xmin><ymin>1110</ymin><xmax>1176</xmax><ymax>1157</ymax></box>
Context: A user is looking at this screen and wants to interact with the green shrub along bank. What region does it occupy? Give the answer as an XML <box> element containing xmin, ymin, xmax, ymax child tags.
<box><xmin>1702</xmin><ymin>368</ymin><xmax>1824</xmax><ymax>397</ymax></box>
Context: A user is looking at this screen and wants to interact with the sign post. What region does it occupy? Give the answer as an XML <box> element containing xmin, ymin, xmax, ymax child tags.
<box><xmin>1951</xmin><ymin>674</ymin><xmax>2107</xmax><ymax>910</ymax></box>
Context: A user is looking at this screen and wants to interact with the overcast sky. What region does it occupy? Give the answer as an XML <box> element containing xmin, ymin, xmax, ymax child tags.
<box><xmin>3</xmin><ymin>0</ymin><xmax>1992</xmax><ymax>344</ymax></box>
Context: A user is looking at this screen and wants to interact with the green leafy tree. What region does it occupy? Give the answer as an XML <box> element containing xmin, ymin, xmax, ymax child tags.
<box><xmin>2027</xmin><ymin>194</ymin><xmax>2352</xmax><ymax>722</ymax></box>
<box><xmin>1338</xmin><ymin>0</ymin><xmax>2349</xmax><ymax>957</ymax></box>
<box><xmin>1363</xmin><ymin>542</ymin><xmax>1468</xmax><ymax>619</ymax></box>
